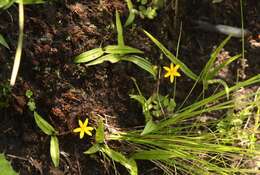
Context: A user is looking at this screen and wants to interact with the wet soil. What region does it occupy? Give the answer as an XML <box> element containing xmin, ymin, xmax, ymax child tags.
<box><xmin>0</xmin><ymin>0</ymin><xmax>259</xmax><ymax>174</ymax></box>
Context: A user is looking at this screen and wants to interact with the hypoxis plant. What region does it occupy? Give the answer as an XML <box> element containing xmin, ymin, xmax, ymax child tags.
<box><xmin>25</xmin><ymin>90</ymin><xmax>60</xmax><ymax>168</ymax></box>
<box><xmin>81</xmin><ymin>28</ymin><xmax>260</xmax><ymax>173</ymax></box>
<box><xmin>74</xmin><ymin>11</ymin><xmax>157</xmax><ymax>79</ymax></box>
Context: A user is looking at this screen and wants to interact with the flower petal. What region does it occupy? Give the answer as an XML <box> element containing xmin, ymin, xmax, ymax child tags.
<box><xmin>163</xmin><ymin>66</ymin><xmax>170</xmax><ymax>71</ymax></box>
<box><xmin>79</xmin><ymin>120</ymin><xmax>83</xmax><ymax>127</ymax></box>
<box><xmin>73</xmin><ymin>128</ymin><xmax>82</xmax><ymax>133</ymax></box>
<box><xmin>85</xmin><ymin>131</ymin><xmax>92</xmax><ymax>136</ymax></box>
<box><xmin>164</xmin><ymin>72</ymin><xmax>171</xmax><ymax>78</ymax></box>
<box><xmin>80</xmin><ymin>130</ymin><xmax>85</xmax><ymax>139</ymax></box>
<box><xmin>170</xmin><ymin>63</ymin><xmax>174</xmax><ymax>69</ymax></box>
<box><xmin>174</xmin><ymin>72</ymin><xmax>181</xmax><ymax>77</ymax></box>
<box><xmin>83</xmin><ymin>118</ymin><xmax>88</xmax><ymax>127</ymax></box>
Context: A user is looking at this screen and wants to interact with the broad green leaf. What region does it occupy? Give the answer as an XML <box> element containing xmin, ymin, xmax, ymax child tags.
<box><xmin>50</xmin><ymin>136</ymin><xmax>60</xmax><ymax>167</ymax></box>
<box><xmin>102</xmin><ymin>145</ymin><xmax>138</xmax><ymax>175</ymax></box>
<box><xmin>0</xmin><ymin>34</ymin><xmax>9</xmax><ymax>49</ymax></box>
<box><xmin>0</xmin><ymin>0</ymin><xmax>14</xmax><ymax>9</ymax></box>
<box><xmin>104</xmin><ymin>45</ymin><xmax>143</xmax><ymax>55</ymax></box>
<box><xmin>15</xmin><ymin>0</ymin><xmax>46</xmax><ymax>4</ymax></box>
<box><xmin>96</xmin><ymin>119</ymin><xmax>105</xmax><ymax>143</ymax></box>
<box><xmin>124</xmin><ymin>0</ymin><xmax>136</xmax><ymax>27</ymax></box>
<box><xmin>116</xmin><ymin>10</ymin><xmax>124</xmax><ymax>46</ymax></box>
<box><xmin>85</xmin><ymin>54</ymin><xmax>121</xmax><ymax>66</ymax></box>
<box><xmin>143</xmin><ymin>30</ymin><xmax>198</xmax><ymax>81</ymax></box>
<box><xmin>74</xmin><ymin>48</ymin><xmax>104</xmax><ymax>63</ymax></box>
<box><xmin>34</xmin><ymin>111</ymin><xmax>57</xmax><ymax>135</ymax></box>
<box><xmin>121</xmin><ymin>55</ymin><xmax>157</xmax><ymax>78</ymax></box>
<box><xmin>0</xmin><ymin>154</ymin><xmax>18</xmax><ymax>175</ymax></box>
<box><xmin>201</xmin><ymin>35</ymin><xmax>232</xmax><ymax>81</ymax></box>
<box><xmin>84</xmin><ymin>144</ymin><xmax>102</xmax><ymax>154</ymax></box>
<box><xmin>141</xmin><ymin>119</ymin><xmax>157</xmax><ymax>135</ymax></box>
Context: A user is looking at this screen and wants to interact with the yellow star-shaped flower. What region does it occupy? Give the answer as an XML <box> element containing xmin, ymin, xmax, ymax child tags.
<box><xmin>163</xmin><ymin>63</ymin><xmax>181</xmax><ymax>83</ymax></box>
<box><xmin>73</xmin><ymin>118</ymin><xmax>94</xmax><ymax>139</ymax></box>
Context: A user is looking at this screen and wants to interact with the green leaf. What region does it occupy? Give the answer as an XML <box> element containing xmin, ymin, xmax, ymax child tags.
<box><xmin>0</xmin><ymin>34</ymin><xmax>10</xmax><ymax>49</ymax></box>
<box><xmin>124</xmin><ymin>0</ymin><xmax>136</xmax><ymax>27</ymax></box>
<box><xmin>104</xmin><ymin>45</ymin><xmax>143</xmax><ymax>55</ymax></box>
<box><xmin>25</xmin><ymin>89</ymin><xmax>33</xmax><ymax>98</ymax></box>
<box><xmin>74</xmin><ymin>48</ymin><xmax>104</xmax><ymax>63</ymax></box>
<box><xmin>0</xmin><ymin>0</ymin><xmax>14</xmax><ymax>9</ymax></box>
<box><xmin>96</xmin><ymin>119</ymin><xmax>105</xmax><ymax>143</ymax></box>
<box><xmin>84</xmin><ymin>144</ymin><xmax>102</xmax><ymax>154</ymax></box>
<box><xmin>207</xmin><ymin>54</ymin><xmax>241</xmax><ymax>80</ymax></box>
<box><xmin>121</xmin><ymin>55</ymin><xmax>157</xmax><ymax>78</ymax></box>
<box><xmin>34</xmin><ymin>111</ymin><xmax>57</xmax><ymax>135</ymax></box>
<box><xmin>116</xmin><ymin>10</ymin><xmax>124</xmax><ymax>46</ymax></box>
<box><xmin>15</xmin><ymin>0</ymin><xmax>46</xmax><ymax>4</ymax></box>
<box><xmin>0</xmin><ymin>154</ymin><xmax>18</xmax><ymax>175</ymax></box>
<box><xmin>141</xmin><ymin>119</ymin><xmax>157</xmax><ymax>135</ymax></box>
<box><xmin>207</xmin><ymin>79</ymin><xmax>230</xmax><ymax>99</ymax></box>
<box><xmin>131</xmin><ymin>149</ymin><xmax>175</xmax><ymax>160</ymax></box>
<box><xmin>85</xmin><ymin>54</ymin><xmax>121</xmax><ymax>66</ymax></box>
<box><xmin>50</xmin><ymin>136</ymin><xmax>60</xmax><ymax>167</ymax></box>
<box><xmin>201</xmin><ymin>35</ymin><xmax>232</xmax><ymax>81</ymax></box>
<box><xmin>102</xmin><ymin>145</ymin><xmax>138</xmax><ymax>175</ymax></box>
<box><xmin>130</xmin><ymin>94</ymin><xmax>146</xmax><ymax>105</ymax></box>
<box><xmin>143</xmin><ymin>30</ymin><xmax>198</xmax><ymax>81</ymax></box>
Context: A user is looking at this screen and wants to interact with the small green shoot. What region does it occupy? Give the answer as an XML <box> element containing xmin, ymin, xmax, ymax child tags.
<box><xmin>25</xmin><ymin>90</ymin><xmax>60</xmax><ymax>167</ymax></box>
<box><xmin>74</xmin><ymin>11</ymin><xmax>156</xmax><ymax>78</ymax></box>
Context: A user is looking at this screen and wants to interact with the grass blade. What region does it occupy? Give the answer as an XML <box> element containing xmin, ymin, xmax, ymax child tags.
<box><xmin>102</xmin><ymin>145</ymin><xmax>138</xmax><ymax>175</ymax></box>
<box><xmin>143</xmin><ymin>30</ymin><xmax>198</xmax><ymax>81</ymax></box>
<box><xmin>201</xmin><ymin>35</ymin><xmax>232</xmax><ymax>81</ymax></box>
<box><xmin>10</xmin><ymin>2</ymin><xmax>24</xmax><ymax>86</ymax></box>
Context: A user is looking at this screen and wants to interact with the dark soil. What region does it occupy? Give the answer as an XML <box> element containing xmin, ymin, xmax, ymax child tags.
<box><xmin>0</xmin><ymin>0</ymin><xmax>259</xmax><ymax>174</ymax></box>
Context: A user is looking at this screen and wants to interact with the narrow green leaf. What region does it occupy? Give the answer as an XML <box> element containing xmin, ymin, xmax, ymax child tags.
<box><xmin>0</xmin><ymin>0</ymin><xmax>15</xmax><ymax>9</ymax></box>
<box><xmin>96</xmin><ymin>119</ymin><xmax>105</xmax><ymax>143</ymax></box>
<box><xmin>84</xmin><ymin>144</ymin><xmax>102</xmax><ymax>154</ymax></box>
<box><xmin>208</xmin><ymin>79</ymin><xmax>230</xmax><ymax>99</ymax></box>
<box><xmin>124</xmin><ymin>0</ymin><xmax>136</xmax><ymax>27</ymax></box>
<box><xmin>0</xmin><ymin>34</ymin><xmax>9</xmax><ymax>49</ymax></box>
<box><xmin>0</xmin><ymin>154</ymin><xmax>18</xmax><ymax>175</ymax></box>
<box><xmin>50</xmin><ymin>136</ymin><xmax>60</xmax><ymax>167</ymax></box>
<box><xmin>116</xmin><ymin>10</ymin><xmax>124</xmax><ymax>46</ymax></box>
<box><xmin>85</xmin><ymin>54</ymin><xmax>121</xmax><ymax>66</ymax></box>
<box><xmin>143</xmin><ymin>30</ymin><xmax>198</xmax><ymax>80</ymax></box>
<box><xmin>121</xmin><ymin>55</ymin><xmax>157</xmax><ymax>78</ymax></box>
<box><xmin>207</xmin><ymin>54</ymin><xmax>241</xmax><ymax>80</ymax></box>
<box><xmin>34</xmin><ymin>111</ymin><xmax>57</xmax><ymax>135</ymax></box>
<box><xmin>74</xmin><ymin>48</ymin><xmax>104</xmax><ymax>63</ymax></box>
<box><xmin>102</xmin><ymin>145</ymin><xmax>138</xmax><ymax>175</ymax></box>
<box><xmin>104</xmin><ymin>45</ymin><xmax>143</xmax><ymax>55</ymax></box>
<box><xmin>131</xmin><ymin>149</ymin><xmax>176</xmax><ymax>160</ymax></box>
<box><xmin>141</xmin><ymin>119</ymin><xmax>157</xmax><ymax>135</ymax></box>
<box><xmin>201</xmin><ymin>35</ymin><xmax>232</xmax><ymax>81</ymax></box>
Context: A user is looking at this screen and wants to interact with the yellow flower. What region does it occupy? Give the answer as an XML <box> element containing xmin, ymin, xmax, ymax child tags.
<box><xmin>73</xmin><ymin>118</ymin><xmax>94</xmax><ymax>139</ymax></box>
<box><xmin>163</xmin><ymin>63</ymin><xmax>181</xmax><ymax>83</ymax></box>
